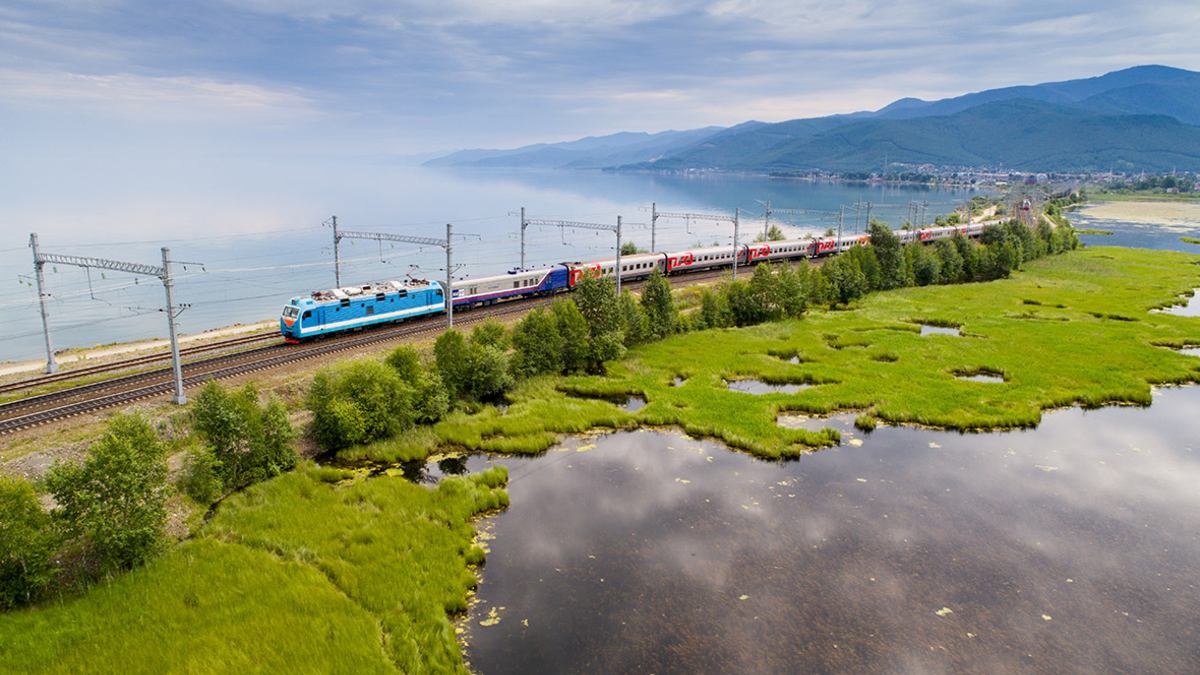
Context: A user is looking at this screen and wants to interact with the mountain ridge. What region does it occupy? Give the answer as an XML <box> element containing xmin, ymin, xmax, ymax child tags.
<box><xmin>423</xmin><ymin>65</ymin><xmax>1200</xmax><ymax>174</ymax></box>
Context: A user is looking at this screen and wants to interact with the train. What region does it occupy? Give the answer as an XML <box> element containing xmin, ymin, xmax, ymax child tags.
<box><xmin>280</xmin><ymin>221</ymin><xmax>988</xmax><ymax>341</ymax></box>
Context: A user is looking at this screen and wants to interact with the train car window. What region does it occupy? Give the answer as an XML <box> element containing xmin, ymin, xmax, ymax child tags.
<box><xmin>513</xmin><ymin>281</ymin><xmax>520</xmax><ymax>289</ymax></box>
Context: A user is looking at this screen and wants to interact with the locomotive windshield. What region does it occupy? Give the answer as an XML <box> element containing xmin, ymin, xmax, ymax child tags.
<box><xmin>282</xmin><ymin>306</ymin><xmax>299</xmax><ymax>318</ymax></box>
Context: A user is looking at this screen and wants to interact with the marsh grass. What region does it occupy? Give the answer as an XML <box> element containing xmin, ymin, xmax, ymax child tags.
<box><xmin>381</xmin><ymin>247</ymin><xmax>1200</xmax><ymax>460</ymax></box>
<box><xmin>0</xmin><ymin>463</ymin><xmax>510</xmax><ymax>674</ymax></box>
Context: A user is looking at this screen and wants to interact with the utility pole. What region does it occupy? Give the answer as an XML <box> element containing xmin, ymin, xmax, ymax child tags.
<box><xmin>838</xmin><ymin>206</ymin><xmax>844</xmax><ymax>246</ymax></box>
<box><xmin>446</xmin><ymin>223</ymin><xmax>453</xmax><ymax>329</ymax></box>
<box><xmin>732</xmin><ymin>207</ymin><xmax>740</xmax><ymax>280</ymax></box>
<box><xmin>332</xmin><ymin>215</ymin><xmax>341</xmax><ymax>288</ymax></box>
<box><xmin>161</xmin><ymin>247</ymin><xmax>186</xmax><ymax>404</ymax></box>
<box><xmin>30</xmin><ymin>233</ymin><xmax>57</xmax><ymax>374</ymax></box>
<box><xmin>519</xmin><ymin>207</ymin><xmax>527</xmax><ymax>269</ymax></box>
<box><xmin>650</xmin><ymin>203</ymin><xmax>658</xmax><ymax>253</ymax></box>
<box><xmin>30</xmin><ymin>234</ymin><xmax>199</xmax><ymax>403</ymax></box>
<box><xmin>616</xmin><ymin>217</ymin><xmax>623</xmax><ymax>296</ymax></box>
<box><xmin>331</xmin><ymin>223</ymin><xmax>455</xmax><ymax>330</ymax></box>
<box><xmin>762</xmin><ymin>200</ymin><xmax>771</xmax><ymax>241</ymax></box>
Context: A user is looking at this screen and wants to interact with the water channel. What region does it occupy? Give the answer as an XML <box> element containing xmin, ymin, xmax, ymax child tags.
<box><xmin>434</xmin><ymin>385</ymin><xmax>1200</xmax><ymax>674</ymax></box>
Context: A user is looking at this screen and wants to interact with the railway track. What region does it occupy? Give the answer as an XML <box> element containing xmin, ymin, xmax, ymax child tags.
<box><xmin>0</xmin><ymin>300</ymin><xmax>539</xmax><ymax>436</ymax></box>
<box><xmin>0</xmin><ymin>331</ymin><xmax>280</xmax><ymax>397</ymax></box>
<box><xmin>0</xmin><ymin>263</ymin><xmax>753</xmax><ymax>437</ymax></box>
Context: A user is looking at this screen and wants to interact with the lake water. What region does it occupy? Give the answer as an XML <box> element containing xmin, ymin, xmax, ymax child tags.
<box><xmin>1</xmin><ymin>165</ymin><xmax>983</xmax><ymax>363</ymax></box>
<box><xmin>1069</xmin><ymin>201</ymin><xmax>1200</xmax><ymax>253</ymax></box>
<box><xmin>450</xmin><ymin>385</ymin><xmax>1200</xmax><ymax>674</ymax></box>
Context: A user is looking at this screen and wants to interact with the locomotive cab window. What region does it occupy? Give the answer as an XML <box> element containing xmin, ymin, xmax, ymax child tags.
<box><xmin>302</xmin><ymin>311</ymin><xmax>311</xmax><ymax>319</ymax></box>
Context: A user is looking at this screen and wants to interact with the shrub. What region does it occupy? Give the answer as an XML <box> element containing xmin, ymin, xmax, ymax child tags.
<box><xmin>191</xmin><ymin>381</ymin><xmax>296</xmax><ymax>492</ymax></box>
<box><xmin>551</xmin><ymin>299</ymin><xmax>590</xmax><ymax>373</ymax></box>
<box><xmin>309</xmin><ymin>359</ymin><xmax>415</xmax><ymax>450</ymax></box>
<box><xmin>180</xmin><ymin>446</ymin><xmax>223</xmax><ymax>504</ymax></box>
<box><xmin>434</xmin><ymin>329</ymin><xmax>514</xmax><ymax>402</ymax></box>
<box><xmin>618</xmin><ymin>290</ymin><xmax>648</xmax><ymax>347</ymax></box>
<box><xmin>387</xmin><ymin>345</ymin><xmax>449</xmax><ymax>423</ymax></box>
<box><xmin>0</xmin><ymin>477</ymin><xmax>61</xmax><ymax>609</ymax></box>
<box><xmin>44</xmin><ymin>413</ymin><xmax>168</xmax><ymax>573</ymax></box>
<box><xmin>511</xmin><ymin>307</ymin><xmax>564</xmax><ymax>378</ymax></box>
<box><xmin>640</xmin><ymin>268</ymin><xmax>678</xmax><ymax>339</ymax></box>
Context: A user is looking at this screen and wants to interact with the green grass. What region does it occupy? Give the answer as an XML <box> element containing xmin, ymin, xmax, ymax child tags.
<box><xmin>1182</xmin><ymin>237</ymin><xmax>1200</xmax><ymax>245</ymax></box>
<box><xmin>401</xmin><ymin>247</ymin><xmax>1200</xmax><ymax>459</ymax></box>
<box><xmin>1076</xmin><ymin>228</ymin><xmax>1114</xmax><ymax>235</ymax></box>
<box><xmin>0</xmin><ymin>463</ymin><xmax>510</xmax><ymax>674</ymax></box>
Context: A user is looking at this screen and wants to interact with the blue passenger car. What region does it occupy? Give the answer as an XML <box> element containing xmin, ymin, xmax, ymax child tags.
<box><xmin>280</xmin><ymin>279</ymin><xmax>445</xmax><ymax>342</ymax></box>
<box><xmin>450</xmin><ymin>265</ymin><xmax>569</xmax><ymax>308</ymax></box>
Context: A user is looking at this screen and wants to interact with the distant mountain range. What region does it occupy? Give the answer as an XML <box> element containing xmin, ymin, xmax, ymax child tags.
<box><xmin>424</xmin><ymin>65</ymin><xmax>1200</xmax><ymax>174</ymax></box>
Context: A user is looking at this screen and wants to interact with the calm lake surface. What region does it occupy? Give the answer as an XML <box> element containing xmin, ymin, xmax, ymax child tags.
<box><xmin>3</xmin><ymin>166</ymin><xmax>980</xmax><ymax>362</ymax></box>
<box><xmin>441</xmin><ymin>386</ymin><xmax>1200</xmax><ymax>674</ymax></box>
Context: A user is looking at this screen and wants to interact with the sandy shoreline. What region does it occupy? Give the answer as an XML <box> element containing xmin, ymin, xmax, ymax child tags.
<box><xmin>0</xmin><ymin>320</ymin><xmax>276</xmax><ymax>378</ymax></box>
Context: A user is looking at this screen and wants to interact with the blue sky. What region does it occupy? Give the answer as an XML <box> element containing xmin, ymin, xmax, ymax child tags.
<box><xmin>5</xmin><ymin>0</ymin><xmax>1199</xmax><ymax>158</ymax></box>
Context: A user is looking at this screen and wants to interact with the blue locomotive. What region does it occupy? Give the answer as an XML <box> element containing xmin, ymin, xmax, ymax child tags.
<box><xmin>280</xmin><ymin>278</ymin><xmax>446</xmax><ymax>342</ymax></box>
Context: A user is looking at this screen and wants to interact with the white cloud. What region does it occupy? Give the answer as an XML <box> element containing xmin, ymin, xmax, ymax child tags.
<box><xmin>0</xmin><ymin>68</ymin><xmax>321</xmax><ymax>121</ymax></box>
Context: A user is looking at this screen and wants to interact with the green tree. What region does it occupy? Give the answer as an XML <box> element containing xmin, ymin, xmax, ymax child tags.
<box><xmin>309</xmin><ymin>359</ymin><xmax>415</xmax><ymax>450</ymax></box>
<box><xmin>573</xmin><ymin>271</ymin><xmax>625</xmax><ymax>368</ymax></box>
<box><xmin>433</xmin><ymin>329</ymin><xmax>513</xmax><ymax>402</ymax></box>
<box><xmin>44</xmin><ymin>413</ymin><xmax>168</xmax><ymax>572</ymax></box>
<box><xmin>907</xmin><ymin>242</ymin><xmax>942</xmax><ymax>286</ymax></box>
<box><xmin>747</xmin><ymin>263</ymin><xmax>781</xmax><ymax>321</ymax></box>
<box><xmin>469</xmin><ymin>320</ymin><xmax>508</xmax><ymax>351</ymax></box>
<box><xmin>190</xmin><ymin>381</ymin><xmax>296</xmax><ymax>491</ymax></box>
<box><xmin>619</xmin><ymin>241</ymin><xmax>645</xmax><ymax>255</ymax></box>
<box><xmin>952</xmin><ymin>233</ymin><xmax>979</xmax><ymax>279</ymax></box>
<box><xmin>845</xmin><ymin>246</ymin><xmax>881</xmax><ymax>292</ymax></box>
<box><xmin>725</xmin><ymin>278</ymin><xmax>768</xmax><ymax>327</ymax></box>
<box><xmin>639</xmin><ymin>268</ymin><xmax>677</xmax><ymax>340</ymax></box>
<box><xmin>932</xmin><ymin>238</ymin><xmax>964</xmax><ymax>283</ymax></box>
<box><xmin>551</xmin><ymin>299</ymin><xmax>590</xmax><ymax>373</ymax></box>
<box><xmin>0</xmin><ymin>477</ymin><xmax>61</xmax><ymax>609</ymax></box>
<box><xmin>697</xmin><ymin>286</ymin><xmax>732</xmax><ymax>329</ymax></box>
<box><xmin>821</xmin><ymin>254</ymin><xmax>868</xmax><ymax>306</ymax></box>
<box><xmin>618</xmin><ymin>290</ymin><xmax>648</xmax><ymax>347</ymax></box>
<box><xmin>753</xmin><ymin>224</ymin><xmax>786</xmax><ymax>242</ymax></box>
<box><xmin>386</xmin><ymin>345</ymin><xmax>449</xmax><ymax>423</ymax></box>
<box><xmin>868</xmin><ymin>220</ymin><xmax>909</xmax><ymax>289</ymax></box>
<box><xmin>511</xmin><ymin>307</ymin><xmax>564</xmax><ymax>377</ymax></box>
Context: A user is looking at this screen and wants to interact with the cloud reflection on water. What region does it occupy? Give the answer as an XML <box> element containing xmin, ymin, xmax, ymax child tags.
<box><xmin>461</xmin><ymin>388</ymin><xmax>1200</xmax><ymax>674</ymax></box>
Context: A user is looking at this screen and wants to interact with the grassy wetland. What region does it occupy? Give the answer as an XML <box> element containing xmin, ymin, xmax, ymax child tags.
<box><xmin>364</xmin><ymin>246</ymin><xmax>1200</xmax><ymax>462</ymax></box>
<box><xmin>3</xmin><ymin>245</ymin><xmax>1200</xmax><ymax>673</ymax></box>
<box><xmin>0</xmin><ymin>464</ymin><xmax>509</xmax><ymax>674</ymax></box>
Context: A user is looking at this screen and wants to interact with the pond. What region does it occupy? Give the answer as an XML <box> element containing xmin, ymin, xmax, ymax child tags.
<box><xmin>726</xmin><ymin>379</ymin><xmax>812</xmax><ymax>395</ymax></box>
<box><xmin>920</xmin><ymin>324</ymin><xmax>960</xmax><ymax>336</ymax></box>
<box><xmin>956</xmin><ymin>373</ymin><xmax>1005</xmax><ymax>383</ymax></box>
<box><xmin>450</xmin><ymin>386</ymin><xmax>1200</xmax><ymax>674</ymax></box>
<box><xmin>1159</xmin><ymin>291</ymin><xmax>1200</xmax><ymax>318</ymax></box>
